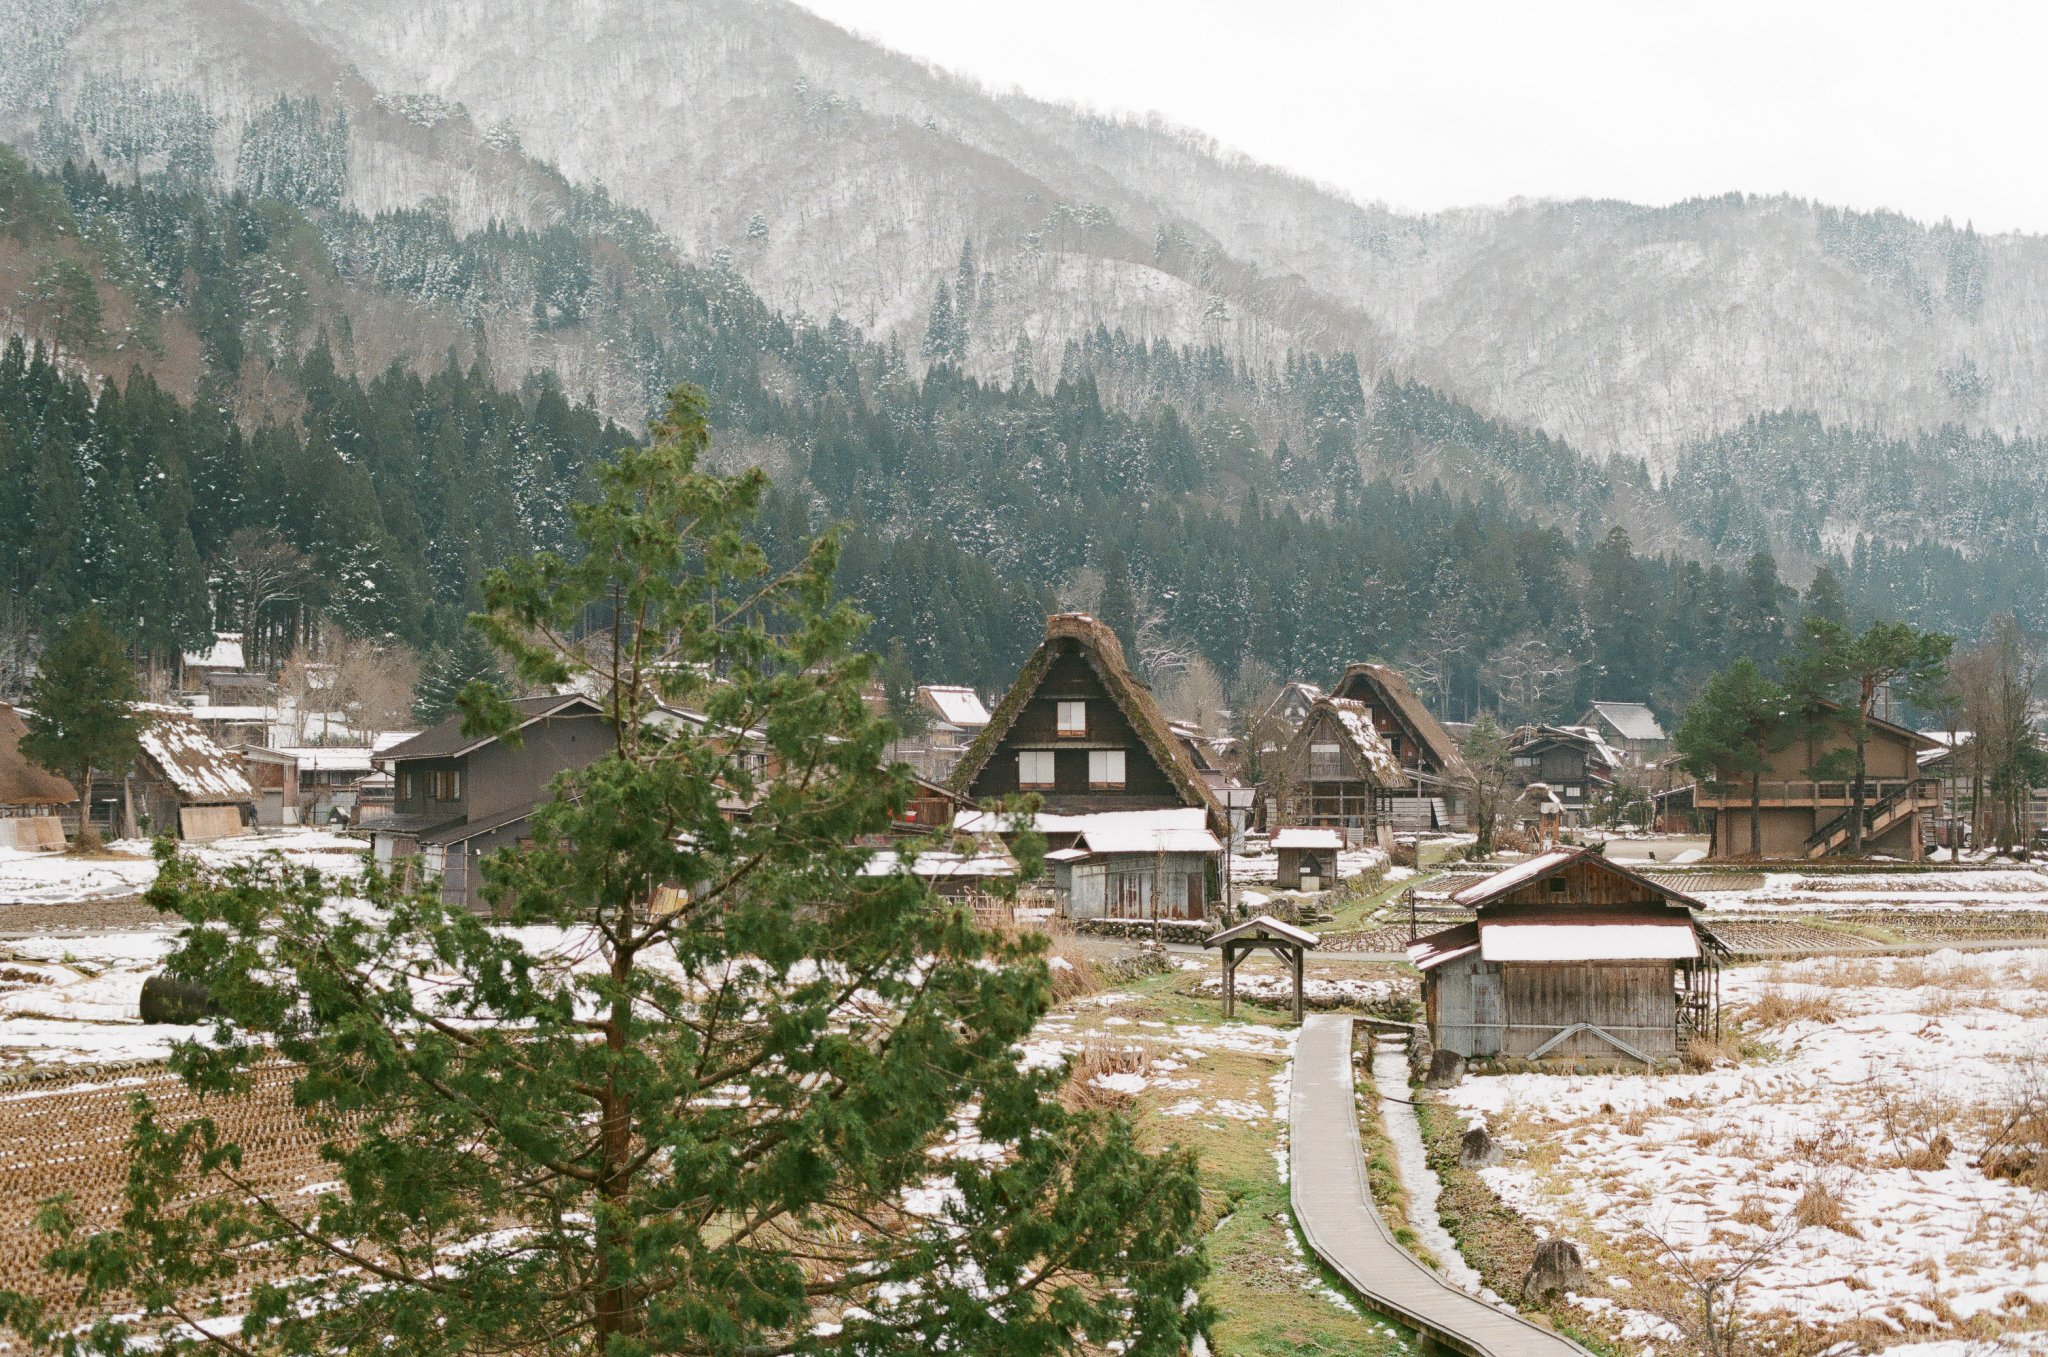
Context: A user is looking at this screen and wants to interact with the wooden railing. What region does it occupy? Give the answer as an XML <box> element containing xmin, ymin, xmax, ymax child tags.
<box><xmin>1697</xmin><ymin>778</ymin><xmax>1940</xmax><ymax>809</ymax></box>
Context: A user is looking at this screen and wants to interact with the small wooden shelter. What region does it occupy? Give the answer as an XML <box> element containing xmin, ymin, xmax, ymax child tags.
<box><xmin>1407</xmin><ymin>847</ymin><xmax>1726</xmax><ymax>1063</ymax></box>
<box><xmin>129</xmin><ymin>707</ymin><xmax>256</xmax><ymax>840</ymax></box>
<box><xmin>1272</xmin><ymin>826</ymin><xmax>1343</xmax><ymax>890</ymax></box>
<box><xmin>1206</xmin><ymin>914</ymin><xmax>1319</xmax><ymax>1022</ymax></box>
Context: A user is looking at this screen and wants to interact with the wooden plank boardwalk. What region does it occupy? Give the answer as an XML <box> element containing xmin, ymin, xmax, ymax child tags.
<box><xmin>1289</xmin><ymin>1014</ymin><xmax>1593</xmax><ymax>1357</ymax></box>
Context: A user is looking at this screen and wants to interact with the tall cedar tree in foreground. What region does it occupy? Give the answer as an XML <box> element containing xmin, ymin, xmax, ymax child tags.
<box><xmin>0</xmin><ymin>387</ymin><xmax>1208</xmax><ymax>1357</ymax></box>
<box><xmin>1784</xmin><ymin>618</ymin><xmax>1953</xmax><ymax>855</ymax></box>
<box><xmin>1673</xmin><ymin>657</ymin><xmax>1790</xmax><ymax>859</ymax></box>
<box><xmin>19</xmin><ymin>607</ymin><xmax>140</xmax><ymax>819</ymax></box>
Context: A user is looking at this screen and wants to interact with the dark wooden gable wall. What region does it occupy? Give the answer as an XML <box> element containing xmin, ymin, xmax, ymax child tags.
<box><xmin>964</xmin><ymin>642</ymin><xmax>1184</xmax><ymax>811</ymax></box>
<box><xmin>1493</xmin><ymin>858</ymin><xmax>1663</xmax><ymax>910</ymax></box>
<box><xmin>1330</xmin><ymin>671</ymin><xmax>1431</xmax><ymax>774</ymax></box>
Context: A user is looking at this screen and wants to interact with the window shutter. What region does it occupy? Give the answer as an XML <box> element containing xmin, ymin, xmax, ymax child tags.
<box><xmin>1057</xmin><ymin>701</ymin><xmax>1086</xmax><ymax>735</ymax></box>
<box><xmin>1019</xmin><ymin>751</ymin><xmax>1055</xmax><ymax>787</ymax></box>
<box><xmin>1088</xmin><ymin>749</ymin><xmax>1126</xmax><ymax>788</ymax></box>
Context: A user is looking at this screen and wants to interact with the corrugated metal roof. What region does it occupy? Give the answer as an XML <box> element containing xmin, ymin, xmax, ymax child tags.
<box><xmin>1589</xmin><ymin>701</ymin><xmax>1666</xmax><ymax>742</ymax></box>
<box><xmin>1480</xmin><ymin>921</ymin><xmax>1700</xmax><ymax>962</ymax></box>
<box><xmin>1076</xmin><ymin>825</ymin><xmax>1223</xmax><ymax>855</ymax></box>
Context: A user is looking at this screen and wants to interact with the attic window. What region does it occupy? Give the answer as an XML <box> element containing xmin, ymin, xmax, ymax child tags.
<box><xmin>1548</xmin><ymin>878</ymin><xmax>1567</xmax><ymax>892</ymax></box>
<box><xmin>1019</xmin><ymin>751</ymin><xmax>1055</xmax><ymax>788</ymax></box>
<box><xmin>1514</xmin><ymin>755</ymin><xmax>1542</xmax><ymax>767</ymax></box>
<box><xmin>1088</xmin><ymin>749</ymin><xmax>1126</xmax><ymax>789</ymax></box>
<box><xmin>1056</xmin><ymin>701</ymin><xmax>1087</xmax><ymax>736</ymax></box>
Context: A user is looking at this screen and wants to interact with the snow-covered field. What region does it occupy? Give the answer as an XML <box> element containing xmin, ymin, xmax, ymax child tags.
<box><xmin>0</xmin><ymin>831</ymin><xmax>366</xmax><ymax>1067</ymax></box>
<box><xmin>0</xmin><ymin>829</ymin><xmax>368</xmax><ymax>907</ymax></box>
<box><xmin>1444</xmin><ymin>949</ymin><xmax>2048</xmax><ymax>1350</ymax></box>
<box><xmin>1691</xmin><ymin>868</ymin><xmax>2048</xmax><ymax>917</ymax></box>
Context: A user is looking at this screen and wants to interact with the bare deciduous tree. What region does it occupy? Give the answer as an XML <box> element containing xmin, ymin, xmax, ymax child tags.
<box><xmin>1481</xmin><ymin>633</ymin><xmax>1580</xmax><ymax>727</ymax></box>
<box><xmin>210</xmin><ymin>528</ymin><xmax>318</xmax><ymax>673</ymax></box>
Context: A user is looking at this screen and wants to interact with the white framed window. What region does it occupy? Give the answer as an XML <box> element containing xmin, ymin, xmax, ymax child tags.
<box><xmin>1056</xmin><ymin>701</ymin><xmax>1087</xmax><ymax>736</ymax></box>
<box><xmin>1019</xmin><ymin>750</ymin><xmax>1056</xmax><ymax>787</ymax></box>
<box><xmin>1514</xmin><ymin>755</ymin><xmax>1542</xmax><ymax>768</ymax></box>
<box><xmin>1565</xmin><ymin>785</ymin><xmax>1582</xmax><ymax>798</ymax></box>
<box><xmin>1088</xmin><ymin>749</ymin><xmax>1126</xmax><ymax>789</ymax></box>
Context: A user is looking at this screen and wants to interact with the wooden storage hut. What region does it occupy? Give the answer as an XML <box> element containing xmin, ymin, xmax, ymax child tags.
<box><xmin>0</xmin><ymin>702</ymin><xmax>77</xmax><ymax>850</ymax></box>
<box><xmin>129</xmin><ymin>706</ymin><xmax>256</xmax><ymax>840</ymax></box>
<box><xmin>1272</xmin><ymin>826</ymin><xmax>1343</xmax><ymax>891</ymax></box>
<box><xmin>1407</xmin><ymin>847</ymin><xmax>1726</xmax><ymax>1062</ymax></box>
<box><xmin>237</xmin><ymin>745</ymin><xmax>300</xmax><ymax>826</ymax></box>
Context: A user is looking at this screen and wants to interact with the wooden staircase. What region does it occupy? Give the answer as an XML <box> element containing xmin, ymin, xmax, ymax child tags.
<box><xmin>1804</xmin><ymin>782</ymin><xmax>1919</xmax><ymax>858</ymax></box>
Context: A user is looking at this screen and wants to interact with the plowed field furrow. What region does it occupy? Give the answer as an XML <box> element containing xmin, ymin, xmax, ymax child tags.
<box><xmin>0</xmin><ymin>1063</ymin><xmax>338</xmax><ymax>1335</ymax></box>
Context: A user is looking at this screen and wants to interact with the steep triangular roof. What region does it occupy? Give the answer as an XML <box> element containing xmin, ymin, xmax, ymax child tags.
<box><xmin>1280</xmin><ymin>697</ymin><xmax>1403</xmax><ymax>785</ymax></box>
<box><xmin>0</xmin><ymin>703</ymin><xmax>77</xmax><ymax>805</ymax></box>
<box><xmin>378</xmin><ymin>695</ymin><xmax>606</xmax><ymax>764</ymax></box>
<box><xmin>1585</xmin><ymin>701</ymin><xmax>1666</xmax><ymax>742</ymax></box>
<box><xmin>946</xmin><ymin>613</ymin><xmax>1226</xmax><ymax>834</ymax></box>
<box><xmin>1328</xmin><ymin>663</ymin><xmax>1468</xmax><ymax>778</ymax></box>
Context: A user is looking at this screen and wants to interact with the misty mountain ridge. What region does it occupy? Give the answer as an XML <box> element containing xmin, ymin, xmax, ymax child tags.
<box><xmin>2</xmin><ymin>0</ymin><xmax>2045</xmax><ymax>587</ymax></box>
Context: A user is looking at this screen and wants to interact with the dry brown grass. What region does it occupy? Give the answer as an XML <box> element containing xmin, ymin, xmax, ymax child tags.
<box><xmin>1060</xmin><ymin>1040</ymin><xmax>1154</xmax><ymax>1113</ymax></box>
<box><xmin>1043</xmin><ymin>938</ymin><xmax>1104</xmax><ymax>1004</ymax></box>
<box><xmin>68</xmin><ymin>827</ymin><xmax>106</xmax><ymax>855</ymax></box>
<box><xmin>1740</xmin><ymin>985</ymin><xmax>1843</xmax><ymax>1029</ymax></box>
<box><xmin>1685</xmin><ymin>1036</ymin><xmax>1741</xmax><ymax>1069</ymax></box>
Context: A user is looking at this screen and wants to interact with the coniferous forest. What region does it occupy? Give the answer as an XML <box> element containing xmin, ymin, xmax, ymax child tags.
<box><xmin>3</xmin><ymin>144</ymin><xmax>2042</xmax><ymax>724</ymax></box>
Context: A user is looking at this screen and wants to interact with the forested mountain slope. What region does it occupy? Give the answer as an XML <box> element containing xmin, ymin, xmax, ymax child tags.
<box><xmin>7</xmin><ymin>0</ymin><xmax>2048</xmax><ymax>474</ymax></box>
<box><xmin>3</xmin><ymin>154</ymin><xmax>2037</xmax><ymax>730</ymax></box>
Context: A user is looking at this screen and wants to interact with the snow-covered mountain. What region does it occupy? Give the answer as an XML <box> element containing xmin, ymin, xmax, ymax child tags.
<box><xmin>6</xmin><ymin>0</ymin><xmax>2047</xmax><ymax>468</ymax></box>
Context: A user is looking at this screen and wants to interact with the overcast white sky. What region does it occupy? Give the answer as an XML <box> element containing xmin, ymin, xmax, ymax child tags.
<box><xmin>796</xmin><ymin>0</ymin><xmax>2047</xmax><ymax>235</ymax></box>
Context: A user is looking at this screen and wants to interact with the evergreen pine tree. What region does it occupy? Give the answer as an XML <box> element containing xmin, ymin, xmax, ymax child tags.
<box><xmin>19</xmin><ymin>608</ymin><xmax>140</xmax><ymax>833</ymax></box>
<box><xmin>1098</xmin><ymin>544</ymin><xmax>1139</xmax><ymax>663</ymax></box>
<box><xmin>923</xmin><ymin>279</ymin><xmax>954</xmax><ymax>365</ymax></box>
<box><xmin>17</xmin><ymin>387</ymin><xmax>1210</xmax><ymax>1357</ymax></box>
<box><xmin>410</xmin><ymin>627</ymin><xmax>507</xmax><ymax>726</ymax></box>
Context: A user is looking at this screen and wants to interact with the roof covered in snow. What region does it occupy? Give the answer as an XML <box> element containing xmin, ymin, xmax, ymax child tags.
<box><xmin>280</xmin><ymin>747</ymin><xmax>377</xmax><ymax>773</ymax></box>
<box><xmin>1272</xmin><ymin>827</ymin><xmax>1344</xmax><ymax>850</ymax></box>
<box><xmin>181</xmin><ymin>632</ymin><xmax>245</xmax><ymax>670</ymax></box>
<box><xmin>1449</xmin><ymin>846</ymin><xmax>1710</xmax><ymax>915</ymax></box>
<box><xmin>919</xmin><ymin>685</ymin><xmax>990</xmax><ymax>728</ymax></box>
<box><xmin>1584</xmin><ymin>702</ymin><xmax>1667</xmax><ymax>742</ymax></box>
<box><xmin>135</xmin><ymin>706</ymin><xmax>254</xmax><ymax>802</ymax></box>
<box><xmin>1480</xmin><ymin>919</ymin><xmax>1700</xmax><ymax>962</ymax></box>
<box><xmin>952</xmin><ymin>805</ymin><xmax>1221</xmax><ymax>857</ymax></box>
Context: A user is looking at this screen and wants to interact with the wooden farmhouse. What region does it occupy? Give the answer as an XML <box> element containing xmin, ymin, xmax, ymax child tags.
<box><xmin>0</xmin><ymin>702</ymin><xmax>77</xmax><ymax>850</ymax></box>
<box><xmin>948</xmin><ymin>613</ymin><xmax>1225</xmax><ymax>921</ymax></box>
<box><xmin>1270</xmin><ymin>697</ymin><xmax>1401</xmax><ymax>844</ymax></box>
<box><xmin>366</xmin><ymin>695</ymin><xmax>615</xmax><ymax>912</ymax></box>
<box><xmin>236</xmin><ymin>745</ymin><xmax>301</xmax><ymax>826</ymax></box>
<box><xmin>1326</xmin><ymin>663</ymin><xmax>1468</xmax><ymax>829</ymax></box>
<box><xmin>1577</xmin><ymin>701</ymin><xmax>1669</xmax><ymax>765</ymax></box>
<box><xmin>1508</xmin><ymin>724</ymin><xmax>1623</xmax><ymax>825</ymax></box>
<box><xmin>1696</xmin><ymin>701</ymin><xmax>1942</xmax><ymax>860</ymax></box>
<box><xmin>1408</xmin><ymin>847</ymin><xmax>1727</xmax><ymax>1063</ymax></box>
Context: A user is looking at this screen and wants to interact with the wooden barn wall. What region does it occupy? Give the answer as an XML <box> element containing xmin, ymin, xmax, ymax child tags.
<box><xmin>1496</xmin><ymin>859</ymin><xmax>1663</xmax><ymax>908</ymax></box>
<box><xmin>1501</xmin><ymin>962</ymin><xmax>1676</xmax><ymax>1057</ymax></box>
<box><xmin>1428</xmin><ymin>957</ymin><xmax>1678</xmax><ymax>1058</ymax></box>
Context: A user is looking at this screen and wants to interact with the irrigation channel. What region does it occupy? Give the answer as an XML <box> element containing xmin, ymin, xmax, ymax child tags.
<box><xmin>1289</xmin><ymin>1014</ymin><xmax>1591</xmax><ymax>1357</ymax></box>
<box><xmin>1368</xmin><ymin>1036</ymin><xmax>1499</xmax><ymax>1302</ymax></box>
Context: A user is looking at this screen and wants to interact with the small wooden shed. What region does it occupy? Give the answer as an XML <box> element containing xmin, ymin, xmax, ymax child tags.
<box><xmin>1205</xmin><ymin>914</ymin><xmax>1320</xmax><ymax>1022</ymax></box>
<box><xmin>1272</xmin><ymin>826</ymin><xmax>1344</xmax><ymax>891</ymax></box>
<box><xmin>1407</xmin><ymin>847</ymin><xmax>1725</xmax><ymax>1063</ymax></box>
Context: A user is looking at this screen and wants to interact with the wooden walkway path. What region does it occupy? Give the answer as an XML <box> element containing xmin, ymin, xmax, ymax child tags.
<box><xmin>1289</xmin><ymin>1014</ymin><xmax>1593</xmax><ymax>1357</ymax></box>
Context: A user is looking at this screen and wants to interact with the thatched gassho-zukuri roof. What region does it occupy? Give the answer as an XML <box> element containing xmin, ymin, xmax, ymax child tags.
<box><xmin>0</xmin><ymin>703</ymin><xmax>78</xmax><ymax>806</ymax></box>
<box><xmin>945</xmin><ymin>613</ymin><xmax>1227</xmax><ymax>836</ymax></box>
<box><xmin>1332</xmin><ymin>662</ymin><xmax>1469</xmax><ymax>780</ymax></box>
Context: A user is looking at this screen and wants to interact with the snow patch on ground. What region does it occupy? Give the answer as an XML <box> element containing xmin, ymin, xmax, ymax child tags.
<box><xmin>1443</xmin><ymin>949</ymin><xmax>2048</xmax><ymax>1344</ymax></box>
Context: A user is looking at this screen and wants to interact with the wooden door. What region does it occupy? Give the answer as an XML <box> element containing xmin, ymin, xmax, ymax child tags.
<box><xmin>1471</xmin><ymin>966</ymin><xmax>1503</xmax><ymax>1056</ymax></box>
